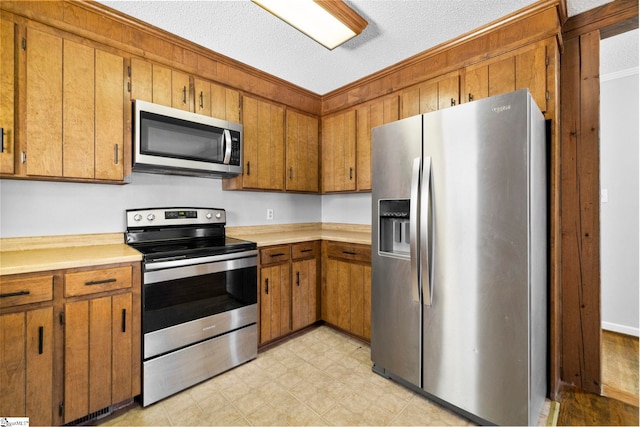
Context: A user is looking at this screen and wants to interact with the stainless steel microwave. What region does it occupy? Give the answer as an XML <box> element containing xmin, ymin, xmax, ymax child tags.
<box><xmin>133</xmin><ymin>100</ymin><xmax>243</xmax><ymax>178</ymax></box>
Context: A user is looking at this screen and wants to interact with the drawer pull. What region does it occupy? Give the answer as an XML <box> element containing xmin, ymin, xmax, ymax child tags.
<box><xmin>85</xmin><ymin>278</ymin><xmax>117</xmax><ymax>286</ymax></box>
<box><xmin>0</xmin><ymin>290</ymin><xmax>30</xmax><ymax>298</ymax></box>
<box><xmin>38</xmin><ymin>326</ymin><xmax>44</xmax><ymax>354</ymax></box>
<box><xmin>121</xmin><ymin>309</ymin><xmax>127</xmax><ymax>333</ymax></box>
<box><xmin>300</xmin><ymin>249</ymin><xmax>312</xmax><ymax>253</ymax></box>
<box><xmin>270</xmin><ymin>253</ymin><xmax>285</xmax><ymax>258</ymax></box>
<box><xmin>342</xmin><ymin>251</ymin><xmax>357</xmax><ymax>256</ymax></box>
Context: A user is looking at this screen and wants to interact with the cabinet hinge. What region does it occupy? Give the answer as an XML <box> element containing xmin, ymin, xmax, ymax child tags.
<box><xmin>545</xmin><ymin>56</ymin><xmax>549</xmax><ymax>67</ymax></box>
<box><xmin>59</xmin><ymin>311</ymin><xmax>65</xmax><ymax>325</ymax></box>
<box><xmin>127</xmin><ymin>81</ymin><xmax>131</xmax><ymax>92</ymax></box>
<box><xmin>21</xmin><ymin>38</ymin><xmax>26</xmax><ymax>50</ymax></box>
<box><xmin>59</xmin><ymin>401</ymin><xmax>64</xmax><ymax>418</ymax></box>
<box><xmin>127</xmin><ymin>65</ymin><xmax>131</xmax><ymax>77</ymax></box>
<box><xmin>545</xmin><ymin>90</ymin><xmax>550</xmax><ymax>101</ymax></box>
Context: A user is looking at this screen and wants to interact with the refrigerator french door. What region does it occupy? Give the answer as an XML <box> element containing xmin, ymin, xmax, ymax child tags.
<box><xmin>371</xmin><ymin>89</ymin><xmax>547</xmax><ymax>426</ymax></box>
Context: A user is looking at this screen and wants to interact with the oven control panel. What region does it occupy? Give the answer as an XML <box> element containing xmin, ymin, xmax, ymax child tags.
<box><xmin>126</xmin><ymin>207</ymin><xmax>226</xmax><ymax>228</ymax></box>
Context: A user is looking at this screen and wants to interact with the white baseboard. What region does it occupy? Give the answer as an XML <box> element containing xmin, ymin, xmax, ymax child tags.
<box><xmin>602</xmin><ymin>321</ymin><xmax>639</xmax><ymax>337</ymax></box>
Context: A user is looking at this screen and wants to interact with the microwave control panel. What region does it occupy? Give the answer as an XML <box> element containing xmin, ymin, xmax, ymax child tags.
<box><xmin>230</xmin><ymin>132</ymin><xmax>241</xmax><ymax>166</ymax></box>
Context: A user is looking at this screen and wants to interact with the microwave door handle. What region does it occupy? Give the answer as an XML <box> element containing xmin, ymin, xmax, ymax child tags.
<box><xmin>222</xmin><ymin>129</ymin><xmax>232</xmax><ymax>165</ymax></box>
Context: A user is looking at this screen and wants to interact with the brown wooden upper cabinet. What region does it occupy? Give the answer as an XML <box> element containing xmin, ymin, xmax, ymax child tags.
<box><xmin>322</xmin><ymin>109</ymin><xmax>357</xmax><ymax>192</ymax></box>
<box><xmin>129</xmin><ymin>58</ymin><xmax>189</xmax><ymax>111</ymax></box>
<box><xmin>224</xmin><ymin>95</ymin><xmax>285</xmax><ymax>191</ymax></box>
<box><xmin>193</xmin><ymin>78</ymin><xmax>241</xmax><ymax>123</ymax></box>
<box><xmin>22</xmin><ymin>26</ymin><xmax>125</xmax><ymax>181</ymax></box>
<box><xmin>286</xmin><ymin>110</ymin><xmax>319</xmax><ymax>192</ymax></box>
<box><xmin>463</xmin><ymin>41</ymin><xmax>549</xmax><ymax>113</ymax></box>
<box><xmin>130</xmin><ymin>58</ymin><xmax>240</xmax><ymax>121</ymax></box>
<box><xmin>357</xmin><ymin>95</ymin><xmax>400</xmax><ymax>191</ymax></box>
<box><xmin>400</xmin><ymin>71</ymin><xmax>460</xmax><ymax>118</ymax></box>
<box><xmin>0</xmin><ymin>17</ymin><xmax>15</xmax><ymax>175</ymax></box>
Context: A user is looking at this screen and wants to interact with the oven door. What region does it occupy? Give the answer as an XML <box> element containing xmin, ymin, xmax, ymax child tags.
<box><xmin>142</xmin><ymin>250</ymin><xmax>257</xmax><ymax>359</ymax></box>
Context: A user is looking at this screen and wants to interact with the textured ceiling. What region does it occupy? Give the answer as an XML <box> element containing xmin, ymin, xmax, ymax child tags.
<box><xmin>100</xmin><ymin>0</ymin><xmax>635</xmax><ymax>95</ymax></box>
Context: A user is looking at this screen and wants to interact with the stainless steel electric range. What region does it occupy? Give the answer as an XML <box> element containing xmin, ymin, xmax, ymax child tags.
<box><xmin>125</xmin><ymin>207</ymin><xmax>258</xmax><ymax>406</ymax></box>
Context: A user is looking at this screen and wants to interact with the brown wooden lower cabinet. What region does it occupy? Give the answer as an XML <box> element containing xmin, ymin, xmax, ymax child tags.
<box><xmin>258</xmin><ymin>242</ymin><xmax>319</xmax><ymax>345</ymax></box>
<box><xmin>0</xmin><ymin>262</ymin><xmax>140</xmax><ymax>426</ymax></box>
<box><xmin>322</xmin><ymin>241</ymin><xmax>371</xmax><ymax>341</ymax></box>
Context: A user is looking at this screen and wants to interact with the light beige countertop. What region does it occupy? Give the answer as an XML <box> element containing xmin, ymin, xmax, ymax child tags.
<box><xmin>227</xmin><ymin>223</ymin><xmax>371</xmax><ymax>247</ymax></box>
<box><xmin>0</xmin><ymin>233</ymin><xmax>142</xmax><ymax>276</ymax></box>
<box><xmin>0</xmin><ymin>224</ymin><xmax>371</xmax><ymax>276</ymax></box>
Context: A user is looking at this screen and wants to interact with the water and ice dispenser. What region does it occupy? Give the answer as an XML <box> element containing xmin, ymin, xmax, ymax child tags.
<box><xmin>378</xmin><ymin>199</ymin><xmax>410</xmax><ymax>257</ymax></box>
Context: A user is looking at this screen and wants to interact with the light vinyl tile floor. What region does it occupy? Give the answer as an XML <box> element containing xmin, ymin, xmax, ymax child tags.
<box><xmin>102</xmin><ymin>326</ymin><xmax>551</xmax><ymax>426</ymax></box>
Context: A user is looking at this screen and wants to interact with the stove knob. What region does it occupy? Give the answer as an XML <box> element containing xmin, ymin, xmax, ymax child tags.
<box><xmin>147</xmin><ymin>213</ymin><xmax>155</xmax><ymax>221</ymax></box>
<box><xmin>206</xmin><ymin>213</ymin><xmax>213</xmax><ymax>220</ymax></box>
<box><xmin>133</xmin><ymin>214</ymin><xmax>142</xmax><ymax>222</ymax></box>
<box><xmin>215</xmin><ymin>212</ymin><xmax>222</xmax><ymax>219</ymax></box>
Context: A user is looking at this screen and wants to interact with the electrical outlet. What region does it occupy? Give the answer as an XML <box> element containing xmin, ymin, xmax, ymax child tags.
<box><xmin>266</xmin><ymin>208</ymin><xmax>274</xmax><ymax>220</ymax></box>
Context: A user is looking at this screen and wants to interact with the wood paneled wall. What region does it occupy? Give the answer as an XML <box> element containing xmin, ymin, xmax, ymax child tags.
<box><xmin>0</xmin><ymin>0</ymin><xmax>322</xmax><ymax>116</ymax></box>
<box><xmin>321</xmin><ymin>1</ymin><xmax>562</xmax><ymax>114</ymax></box>
<box><xmin>559</xmin><ymin>0</ymin><xmax>639</xmax><ymax>395</ymax></box>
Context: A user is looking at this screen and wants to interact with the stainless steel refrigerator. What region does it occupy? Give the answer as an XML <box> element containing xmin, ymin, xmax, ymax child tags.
<box><xmin>371</xmin><ymin>89</ymin><xmax>547</xmax><ymax>426</ymax></box>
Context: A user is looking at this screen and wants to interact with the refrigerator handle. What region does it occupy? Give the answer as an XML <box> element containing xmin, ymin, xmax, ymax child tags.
<box><xmin>410</xmin><ymin>157</ymin><xmax>421</xmax><ymax>303</ymax></box>
<box><xmin>421</xmin><ymin>156</ymin><xmax>432</xmax><ymax>306</ymax></box>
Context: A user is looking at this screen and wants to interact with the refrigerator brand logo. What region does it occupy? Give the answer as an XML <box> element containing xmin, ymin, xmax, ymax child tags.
<box><xmin>492</xmin><ymin>105</ymin><xmax>511</xmax><ymax>113</ymax></box>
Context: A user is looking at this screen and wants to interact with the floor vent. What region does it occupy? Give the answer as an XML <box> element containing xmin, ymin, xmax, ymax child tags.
<box><xmin>64</xmin><ymin>400</ymin><xmax>133</xmax><ymax>426</ymax></box>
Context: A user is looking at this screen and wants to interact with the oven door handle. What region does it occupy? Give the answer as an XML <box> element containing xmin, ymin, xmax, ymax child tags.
<box><xmin>144</xmin><ymin>251</ymin><xmax>258</xmax><ymax>284</ymax></box>
<box><xmin>144</xmin><ymin>250</ymin><xmax>258</xmax><ymax>271</ymax></box>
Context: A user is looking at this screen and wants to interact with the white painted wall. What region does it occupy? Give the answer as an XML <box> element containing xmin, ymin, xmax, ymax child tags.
<box><xmin>0</xmin><ymin>172</ymin><xmax>321</xmax><ymax>238</ymax></box>
<box><xmin>321</xmin><ymin>193</ymin><xmax>372</xmax><ymax>225</ymax></box>
<box><xmin>599</xmin><ymin>69</ymin><xmax>639</xmax><ymax>337</ymax></box>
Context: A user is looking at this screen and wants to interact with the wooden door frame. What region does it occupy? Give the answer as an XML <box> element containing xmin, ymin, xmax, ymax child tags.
<box><xmin>558</xmin><ymin>0</ymin><xmax>638</xmax><ymax>396</ymax></box>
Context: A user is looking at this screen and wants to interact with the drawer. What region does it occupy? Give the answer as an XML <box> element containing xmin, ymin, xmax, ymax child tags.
<box><xmin>291</xmin><ymin>241</ymin><xmax>319</xmax><ymax>260</ymax></box>
<box><xmin>65</xmin><ymin>265</ymin><xmax>132</xmax><ymax>297</ymax></box>
<box><xmin>0</xmin><ymin>275</ymin><xmax>54</xmax><ymax>308</ymax></box>
<box><xmin>260</xmin><ymin>245</ymin><xmax>290</xmax><ymax>266</ymax></box>
<box><xmin>327</xmin><ymin>241</ymin><xmax>371</xmax><ymax>264</ymax></box>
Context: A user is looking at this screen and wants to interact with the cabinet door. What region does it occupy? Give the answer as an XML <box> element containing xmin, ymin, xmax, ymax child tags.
<box><xmin>515</xmin><ymin>43</ymin><xmax>548</xmax><ymax>112</ymax></box>
<box><xmin>324</xmin><ymin>258</ymin><xmax>351</xmax><ymax>331</ymax></box>
<box><xmin>322</xmin><ymin>110</ymin><xmax>356</xmax><ymax>192</ymax></box>
<box><xmin>111</xmin><ymin>293</ymin><xmax>132</xmax><ymax>403</ymax></box>
<box><xmin>171</xmin><ymin>70</ymin><xmax>190</xmax><ymax>111</ymax></box>
<box><xmin>0</xmin><ymin>308</ymin><xmax>54</xmax><ymax>426</ymax></box>
<box><xmin>212</xmin><ymin>82</ymin><xmax>240</xmax><ymax>122</ymax></box>
<box><xmin>437</xmin><ymin>73</ymin><xmax>461</xmax><ymax>110</ymax></box>
<box><xmin>259</xmin><ymin>264</ymin><xmax>290</xmax><ymax>343</ymax></box>
<box><xmin>151</xmin><ymin>64</ymin><xmax>172</xmax><ymax>107</ymax></box>
<box><xmin>401</xmin><ymin>72</ymin><xmax>460</xmax><ymax>119</ymax></box>
<box><xmin>95</xmin><ymin>50</ymin><xmax>124</xmax><ymax>180</ymax></box>
<box><xmin>25</xmin><ymin>27</ymin><xmax>62</xmax><ymax>177</ymax></box>
<box><xmin>286</xmin><ymin>110</ymin><xmax>319</xmax><ymax>192</ymax></box>
<box><xmin>194</xmin><ymin>78</ymin><xmax>212</xmax><ymax>116</ymax></box>
<box><xmin>464</xmin><ymin>42</ymin><xmax>548</xmax><ymax>111</ymax></box>
<box><xmin>129</xmin><ymin>57</ymin><xmax>152</xmax><ymax>102</ymax></box>
<box><xmin>357</xmin><ymin>96</ymin><xmax>399</xmax><ymax>191</ymax></box>
<box><xmin>363</xmin><ymin>265</ymin><xmax>371</xmax><ymax>340</ymax></box>
<box><xmin>1</xmin><ymin>18</ymin><xmax>15</xmax><ymax>174</ymax></box>
<box><xmin>242</xmin><ymin>96</ymin><xmax>285</xmax><ymax>191</ymax></box>
<box><xmin>64</xmin><ymin>299</ymin><xmax>90</xmax><ymax>423</ymax></box>
<box><xmin>63</xmin><ymin>40</ymin><xmax>95</xmax><ymax>179</ymax></box>
<box><xmin>291</xmin><ymin>257</ymin><xmax>317</xmax><ymax>331</ymax></box>
<box><xmin>64</xmin><ymin>293</ymin><xmax>133</xmax><ymax>423</ymax></box>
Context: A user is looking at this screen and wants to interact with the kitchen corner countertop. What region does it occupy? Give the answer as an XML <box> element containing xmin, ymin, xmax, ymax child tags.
<box><xmin>226</xmin><ymin>223</ymin><xmax>372</xmax><ymax>247</ymax></box>
<box><xmin>0</xmin><ymin>233</ymin><xmax>142</xmax><ymax>276</ymax></box>
<box><xmin>0</xmin><ymin>224</ymin><xmax>370</xmax><ymax>276</ymax></box>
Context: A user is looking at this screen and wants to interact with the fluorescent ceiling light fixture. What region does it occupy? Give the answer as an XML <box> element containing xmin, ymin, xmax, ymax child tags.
<box><xmin>253</xmin><ymin>0</ymin><xmax>367</xmax><ymax>50</ymax></box>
